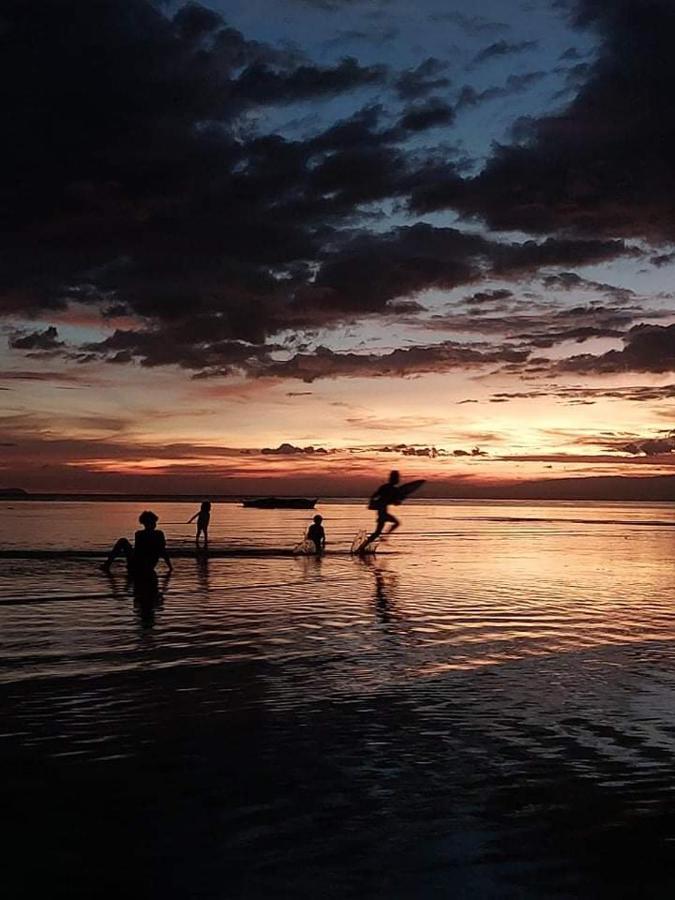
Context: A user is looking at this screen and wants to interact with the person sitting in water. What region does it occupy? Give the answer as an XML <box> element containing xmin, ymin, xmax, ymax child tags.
<box><xmin>187</xmin><ymin>501</ymin><xmax>211</xmax><ymax>547</ymax></box>
<box><xmin>367</xmin><ymin>470</ymin><xmax>401</xmax><ymax>545</ymax></box>
<box><xmin>102</xmin><ymin>510</ymin><xmax>172</xmax><ymax>574</ymax></box>
<box><xmin>306</xmin><ymin>514</ymin><xmax>326</xmax><ymax>555</ymax></box>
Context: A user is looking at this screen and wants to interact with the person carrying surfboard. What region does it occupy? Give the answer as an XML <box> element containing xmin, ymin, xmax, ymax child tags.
<box><xmin>366</xmin><ymin>470</ymin><xmax>402</xmax><ymax>544</ymax></box>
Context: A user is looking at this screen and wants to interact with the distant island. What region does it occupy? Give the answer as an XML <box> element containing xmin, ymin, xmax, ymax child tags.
<box><xmin>0</xmin><ymin>488</ymin><xmax>29</xmax><ymax>498</ymax></box>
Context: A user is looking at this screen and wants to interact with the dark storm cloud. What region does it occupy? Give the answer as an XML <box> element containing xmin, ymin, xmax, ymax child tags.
<box><xmin>394</xmin><ymin>58</ymin><xmax>451</xmax><ymax>100</ymax></box>
<box><xmin>471</xmin><ymin>40</ymin><xmax>538</xmax><ymax>66</ymax></box>
<box><xmin>322</xmin><ymin>27</ymin><xmax>399</xmax><ymax>49</ymax></box>
<box><xmin>416</xmin><ymin>0</ymin><xmax>675</xmax><ymax>240</ymax></box>
<box><xmin>559</xmin><ymin>46</ymin><xmax>584</xmax><ymax>60</ymax></box>
<box><xmin>429</xmin><ymin>12</ymin><xmax>509</xmax><ymax>36</ymax></box>
<box><xmin>415</xmin><ymin>297</ymin><xmax>647</xmax><ymax>349</ymax></box>
<box><xmin>9</xmin><ymin>327</ymin><xmax>64</xmax><ymax>351</ymax></box>
<box><xmin>465</xmin><ymin>289</ymin><xmax>513</xmax><ymax>304</ymax></box>
<box><xmin>541</xmin><ymin>272</ymin><xmax>635</xmax><ymax>303</ymax></box>
<box><xmin>398</xmin><ymin>98</ymin><xmax>455</xmax><ymax>132</ymax></box>
<box><xmin>82</xmin><ymin>328</ymin><xmax>277</xmax><ymax>373</ymax></box>
<box><xmin>290</xmin><ymin>0</ymin><xmax>391</xmax><ymax>9</ymax></box>
<box><xmin>651</xmin><ymin>252</ymin><xmax>675</xmax><ymax>268</ymax></box>
<box><xmin>257</xmin><ymin>341</ymin><xmax>530</xmax><ymax>382</ymax></box>
<box><xmin>456</xmin><ymin>72</ymin><xmax>547</xmax><ymax>110</ymax></box>
<box><xmin>1</xmin><ymin>0</ymin><xmax>662</xmax><ymax>387</ymax></box>
<box><xmin>228</xmin><ymin>57</ymin><xmax>387</xmax><ymax>107</ymax></box>
<box><xmin>291</xmin><ymin>225</ymin><xmax>629</xmax><ymax>321</ymax></box>
<box><xmin>558</xmin><ymin>323</ymin><xmax>675</xmax><ymax>375</ymax></box>
<box><xmin>0</xmin><ymin>0</ymin><xmax>388</xmax><ymax>323</ymax></box>
<box><xmin>30</xmin><ymin>222</ymin><xmax>632</xmax><ymax>372</ymax></box>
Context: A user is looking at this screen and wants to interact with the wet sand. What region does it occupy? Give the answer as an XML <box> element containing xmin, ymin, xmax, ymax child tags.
<box><xmin>2</xmin><ymin>502</ymin><xmax>675</xmax><ymax>897</ymax></box>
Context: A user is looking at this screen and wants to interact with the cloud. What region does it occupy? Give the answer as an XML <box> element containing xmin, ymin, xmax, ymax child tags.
<box><xmin>322</xmin><ymin>27</ymin><xmax>399</xmax><ymax>49</ymax></box>
<box><xmin>541</xmin><ymin>272</ymin><xmax>635</xmax><ymax>303</ymax></box>
<box><xmin>452</xmin><ymin>446</ymin><xmax>488</xmax><ymax>457</ymax></box>
<box><xmin>612</xmin><ymin>433</ymin><xmax>675</xmax><ymax>456</ymax></box>
<box><xmin>420</xmin><ymin>0</ymin><xmax>675</xmax><ymax>240</ymax></box>
<box><xmin>651</xmin><ymin>252</ymin><xmax>675</xmax><ymax>268</ymax></box>
<box><xmin>394</xmin><ymin>58</ymin><xmax>451</xmax><ymax>100</ymax></box>
<box><xmin>456</xmin><ymin>72</ymin><xmax>547</xmax><ymax>110</ymax></box>
<box><xmin>471</xmin><ymin>40</ymin><xmax>538</xmax><ymax>66</ymax></box>
<box><xmin>558</xmin><ymin>323</ymin><xmax>675</xmax><ymax>375</ymax></box>
<box><xmin>429</xmin><ymin>12</ymin><xmax>509</xmax><ymax>36</ymax></box>
<box><xmin>229</xmin><ymin>57</ymin><xmax>387</xmax><ymax>108</ymax></box>
<box><xmin>486</xmin><ymin>384</ymin><xmax>675</xmax><ymax>405</ymax></box>
<box><xmin>398</xmin><ymin>98</ymin><xmax>455</xmax><ymax>132</ymax></box>
<box><xmin>1</xmin><ymin>0</ymin><xmax>665</xmax><ymax>395</ymax></box>
<box><xmin>258</xmin><ymin>341</ymin><xmax>529</xmax><ymax>382</ymax></box>
<box><xmin>9</xmin><ymin>326</ymin><xmax>64</xmax><ymax>351</ymax></box>
<box><xmin>290</xmin><ymin>0</ymin><xmax>391</xmax><ymax>9</ymax></box>
<box><xmin>260</xmin><ymin>443</ymin><xmax>331</xmax><ymax>455</ymax></box>
<box><xmin>465</xmin><ymin>289</ymin><xmax>513</xmax><ymax>304</ymax></box>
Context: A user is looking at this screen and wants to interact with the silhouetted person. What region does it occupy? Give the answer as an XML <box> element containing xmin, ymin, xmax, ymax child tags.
<box><xmin>367</xmin><ymin>470</ymin><xmax>401</xmax><ymax>544</ymax></box>
<box><xmin>306</xmin><ymin>514</ymin><xmax>326</xmax><ymax>555</ymax></box>
<box><xmin>188</xmin><ymin>501</ymin><xmax>211</xmax><ymax>547</ymax></box>
<box><xmin>102</xmin><ymin>510</ymin><xmax>172</xmax><ymax>574</ymax></box>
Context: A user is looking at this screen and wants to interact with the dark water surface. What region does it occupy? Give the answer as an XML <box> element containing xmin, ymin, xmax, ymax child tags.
<box><xmin>2</xmin><ymin>501</ymin><xmax>675</xmax><ymax>897</ymax></box>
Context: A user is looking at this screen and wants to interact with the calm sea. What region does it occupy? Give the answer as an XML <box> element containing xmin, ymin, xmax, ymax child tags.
<box><xmin>2</xmin><ymin>500</ymin><xmax>675</xmax><ymax>897</ymax></box>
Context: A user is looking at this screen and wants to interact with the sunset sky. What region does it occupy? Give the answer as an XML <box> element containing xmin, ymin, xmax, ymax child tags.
<box><xmin>2</xmin><ymin>0</ymin><xmax>675</xmax><ymax>495</ymax></box>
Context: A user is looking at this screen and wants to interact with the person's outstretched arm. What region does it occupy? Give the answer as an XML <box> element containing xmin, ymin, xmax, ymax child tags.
<box><xmin>187</xmin><ymin>513</ymin><xmax>198</xmax><ymax>523</ymax></box>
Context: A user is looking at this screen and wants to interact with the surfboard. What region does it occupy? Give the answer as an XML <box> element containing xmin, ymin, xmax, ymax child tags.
<box><xmin>393</xmin><ymin>478</ymin><xmax>426</xmax><ymax>504</ymax></box>
<box><xmin>350</xmin><ymin>530</ymin><xmax>379</xmax><ymax>555</ymax></box>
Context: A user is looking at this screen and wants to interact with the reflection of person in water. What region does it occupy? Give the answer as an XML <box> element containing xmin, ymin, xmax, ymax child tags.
<box><xmin>367</xmin><ymin>470</ymin><xmax>401</xmax><ymax>544</ymax></box>
<box><xmin>102</xmin><ymin>510</ymin><xmax>173</xmax><ymax>574</ymax></box>
<box><xmin>188</xmin><ymin>501</ymin><xmax>211</xmax><ymax>547</ymax></box>
<box><xmin>306</xmin><ymin>514</ymin><xmax>326</xmax><ymax>555</ymax></box>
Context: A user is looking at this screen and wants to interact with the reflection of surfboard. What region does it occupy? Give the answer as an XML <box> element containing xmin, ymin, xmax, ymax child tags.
<box><xmin>351</xmin><ymin>530</ymin><xmax>379</xmax><ymax>555</ymax></box>
<box><xmin>293</xmin><ymin>537</ymin><xmax>317</xmax><ymax>556</ymax></box>
<box><xmin>394</xmin><ymin>478</ymin><xmax>426</xmax><ymax>505</ymax></box>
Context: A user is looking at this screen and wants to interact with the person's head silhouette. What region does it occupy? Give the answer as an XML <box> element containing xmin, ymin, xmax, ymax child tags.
<box><xmin>201</xmin><ymin>501</ymin><xmax>211</xmax><ymax>512</ymax></box>
<box><xmin>313</xmin><ymin>514</ymin><xmax>323</xmax><ymax>524</ymax></box>
<box><xmin>139</xmin><ymin>510</ymin><xmax>159</xmax><ymax>530</ymax></box>
<box><xmin>389</xmin><ymin>470</ymin><xmax>400</xmax><ymax>485</ymax></box>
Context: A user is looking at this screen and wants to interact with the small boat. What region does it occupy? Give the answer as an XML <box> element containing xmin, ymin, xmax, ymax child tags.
<box><xmin>242</xmin><ymin>497</ymin><xmax>317</xmax><ymax>509</ymax></box>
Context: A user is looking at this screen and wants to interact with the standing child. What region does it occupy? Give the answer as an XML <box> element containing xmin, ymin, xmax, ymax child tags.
<box><xmin>188</xmin><ymin>501</ymin><xmax>211</xmax><ymax>548</ymax></box>
<box><xmin>306</xmin><ymin>514</ymin><xmax>326</xmax><ymax>555</ymax></box>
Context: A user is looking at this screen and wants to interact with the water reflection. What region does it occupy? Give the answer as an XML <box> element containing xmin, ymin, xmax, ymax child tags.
<box><xmin>4</xmin><ymin>503</ymin><xmax>675</xmax><ymax>896</ymax></box>
<box><xmin>133</xmin><ymin>572</ymin><xmax>168</xmax><ymax>629</ymax></box>
<box><xmin>102</xmin><ymin>568</ymin><xmax>169</xmax><ymax>629</ymax></box>
<box><xmin>356</xmin><ymin>556</ymin><xmax>400</xmax><ymax>624</ymax></box>
<box><xmin>195</xmin><ymin>551</ymin><xmax>210</xmax><ymax>594</ymax></box>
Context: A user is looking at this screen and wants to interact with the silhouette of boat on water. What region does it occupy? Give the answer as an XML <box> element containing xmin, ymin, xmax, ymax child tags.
<box><xmin>242</xmin><ymin>497</ymin><xmax>317</xmax><ymax>509</ymax></box>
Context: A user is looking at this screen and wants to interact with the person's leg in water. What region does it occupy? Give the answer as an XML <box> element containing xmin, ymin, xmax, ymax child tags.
<box><xmin>377</xmin><ymin>511</ymin><xmax>400</xmax><ymax>541</ymax></box>
<box><xmin>367</xmin><ymin>510</ymin><xmax>398</xmax><ymax>545</ymax></box>
<box><xmin>102</xmin><ymin>537</ymin><xmax>133</xmax><ymax>572</ymax></box>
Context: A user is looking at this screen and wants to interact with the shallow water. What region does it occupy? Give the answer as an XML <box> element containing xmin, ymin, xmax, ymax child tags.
<box><xmin>2</xmin><ymin>500</ymin><xmax>675</xmax><ymax>897</ymax></box>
